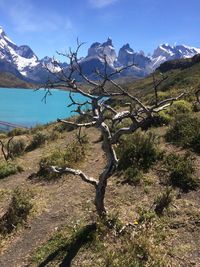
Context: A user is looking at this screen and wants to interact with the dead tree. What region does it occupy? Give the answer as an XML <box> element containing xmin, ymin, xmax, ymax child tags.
<box><xmin>0</xmin><ymin>137</ymin><xmax>14</xmax><ymax>161</ymax></box>
<box><xmin>152</xmin><ymin>73</ymin><xmax>168</xmax><ymax>106</ymax></box>
<box><xmin>44</xmin><ymin>42</ymin><xmax>185</xmax><ymax>218</ymax></box>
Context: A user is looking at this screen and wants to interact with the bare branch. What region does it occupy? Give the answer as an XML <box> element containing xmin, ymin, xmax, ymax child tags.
<box><xmin>42</xmin><ymin>41</ymin><xmax>187</xmax><ymax>219</ymax></box>
<box><xmin>57</xmin><ymin>119</ymin><xmax>97</xmax><ymax>128</ymax></box>
<box><xmin>152</xmin><ymin>73</ymin><xmax>168</xmax><ymax>106</ymax></box>
<box><xmin>152</xmin><ymin>92</ymin><xmax>186</xmax><ymax>112</ymax></box>
<box><xmin>50</xmin><ymin>166</ymin><xmax>98</xmax><ymax>187</ymax></box>
<box><xmin>0</xmin><ymin>137</ymin><xmax>14</xmax><ymax>161</ymax></box>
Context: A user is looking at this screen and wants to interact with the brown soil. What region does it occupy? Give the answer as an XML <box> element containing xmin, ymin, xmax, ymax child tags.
<box><xmin>0</xmin><ymin>126</ymin><xmax>200</xmax><ymax>267</ymax></box>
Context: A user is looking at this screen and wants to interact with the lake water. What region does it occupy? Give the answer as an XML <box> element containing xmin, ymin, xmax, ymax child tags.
<box><xmin>0</xmin><ymin>88</ymin><xmax>90</xmax><ymax>128</ymax></box>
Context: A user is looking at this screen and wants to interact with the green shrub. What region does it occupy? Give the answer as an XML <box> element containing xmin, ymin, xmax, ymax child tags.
<box><xmin>123</xmin><ymin>167</ymin><xmax>142</xmax><ymax>186</ymax></box>
<box><xmin>165</xmin><ymin>114</ymin><xmax>200</xmax><ymax>153</ymax></box>
<box><xmin>48</xmin><ymin>130</ymin><xmax>61</xmax><ymax>141</ymax></box>
<box><xmin>27</xmin><ymin>132</ymin><xmax>48</xmax><ymax>151</ymax></box>
<box><xmin>165</xmin><ymin>153</ymin><xmax>199</xmax><ymax>192</ymax></box>
<box><xmin>0</xmin><ymin>187</ymin><xmax>33</xmax><ymax>234</ymax></box>
<box><xmin>117</xmin><ymin>131</ymin><xmax>160</xmax><ymax>172</ymax></box>
<box><xmin>9</xmin><ymin>139</ymin><xmax>26</xmax><ymax>157</ymax></box>
<box><xmin>8</xmin><ymin>128</ymin><xmax>29</xmax><ymax>137</ymax></box>
<box><xmin>0</xmin><ymin>162</ymin><xmax>23</xmax><ymax>179</ymax></box>
<box><xmin>169</xmin><ymin>100</ymin><xmax>192</xmax><ymax>116</ymax></box>
<box><xmin>38</xmin><ymin>141</ymin><xmax>87</xmax><ymax>179</ymax></box>
<box><xmin>55</xmin><ymin>123</ymin><xmax>75</xmax><ymax>133</ymax></box>
<box><xmin>153</xmin><ymin>110</ymin><xmax>172</xmax><ymax>126</ymax></box>
<box><xmin>154</xmin><ymin>188</ymin><xmax>173</xmax><ymax>215</ymax></box>
<box><xmin>0</xmin><ymin>133</ymin><xmax>7</xmax><ymax>139</ymax></box>
<box><xmin>138</xmin><ymin>208</ymin><xmax>156</xmax><ymax>223</ymax></box>
<box><xmin>117</xmin><ymin>131</ymin><xmax>161</xmax><ymax>186</ymax></box>
<box><xmin>30</xmin><ymin>124</ymin><xmax>45</xmax><ymax>134</ymax></box>
<box><xmin>153</xmin><ymin>100</ymin><xmax>192</xmax><ymax>127</ymax></box>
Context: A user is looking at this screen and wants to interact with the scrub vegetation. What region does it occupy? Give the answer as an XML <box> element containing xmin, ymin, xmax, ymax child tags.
<box><xmin>0</xmin><ymin>54</ymin><xmax>200</xmax><ymax>266</ymax></box>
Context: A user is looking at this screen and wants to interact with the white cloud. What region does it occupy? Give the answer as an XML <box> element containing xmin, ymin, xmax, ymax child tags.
<box><xmin>89</xmin><ymin>0</ymin><xmax>118</xmax><ymax>8</ymax></box>
<box><xmin>0</xmin><ymin>0</ymin><xmax>72</xmax><ymax>33</ymax></box>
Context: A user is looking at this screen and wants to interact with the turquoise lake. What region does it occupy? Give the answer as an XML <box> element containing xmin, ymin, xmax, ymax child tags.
<box><xmin>0</xmin><ymin>88</ymin><xmax>90</xmax><ymax>128</ymax></box>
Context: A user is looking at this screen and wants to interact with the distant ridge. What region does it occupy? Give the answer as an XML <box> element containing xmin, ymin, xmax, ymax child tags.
<box><xmin>0</xmin><ymin>26</ymin><xmax>200</xmax><ymax>85</ymax></box>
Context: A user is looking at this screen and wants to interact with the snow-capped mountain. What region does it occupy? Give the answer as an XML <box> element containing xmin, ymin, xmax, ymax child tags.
<box><xmin>0</xmin><ymin>26</ymin><xmax>61</xmax><ymax>82</ymax></box>
<box><xmin>118</xmin><ymin>44</ymin><xmax>151</xmax><ymax>68</ymax></box>
<box><xmin>152</xmin><ymin>44</ymin><xmax>200</xmax><ymax>69</ymax></box>
<box><xmin>78</xmin><ymin>38</ymin><xmax>118</xmax><ymax>78</ymax></box>
<box><xmin>0</xmin><ymin>25</ymin><xmax>200</xmax><ymax>84</ymax></box>
<box><xmin>87</xmin><ymin>38</ymin><xmax>117</xmax><ymax>66</ymax></box>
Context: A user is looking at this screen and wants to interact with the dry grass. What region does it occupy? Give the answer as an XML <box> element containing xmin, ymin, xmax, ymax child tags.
<box><xmin>0</xmin><ymin>113</ymin><xmax>200</xmax><ymax>266</ymax></box>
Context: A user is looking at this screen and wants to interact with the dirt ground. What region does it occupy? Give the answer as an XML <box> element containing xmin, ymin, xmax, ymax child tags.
<box><xmin>0</xmin><ymin>126</ymin><xmax>200</xmax><ymax>267</ymax></box>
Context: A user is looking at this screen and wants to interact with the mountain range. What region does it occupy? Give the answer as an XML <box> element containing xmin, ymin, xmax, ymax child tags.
<box><xmin>0</xmin><ymin>26</ymin><xmax>200</xmax><ymax>84</ymax></box>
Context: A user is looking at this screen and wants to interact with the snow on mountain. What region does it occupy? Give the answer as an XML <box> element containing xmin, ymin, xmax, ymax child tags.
<box><xmin>118</xmin><ymin>44</ymin><xmax>134</xmax><ymax>66</ymax></box>
<box><xmin>0</xmin><ymin>25</ymin><xmax>200</xmax><ymax>83</ymax></box>
<box><xmin>0</xmin><ymin>26</ymin><xmax>60</xmax><ymax>82</ymax></box>
<box><xmin>151</xmin><ymin>44</ymin><xmax>200</xmax><ymax>69</ymax></box>
<box><xmin>40</xmin><ymin>56</ymin><xmax>62</xmax><ymax>73</ymax></box>
<box><xmin>0</xmin><ymin>27</ymin><xmax>38</xmax><ymax>74</ymax></box>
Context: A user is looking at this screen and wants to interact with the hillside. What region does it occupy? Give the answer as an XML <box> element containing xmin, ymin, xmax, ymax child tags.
<box><xmin>122</xmin><ymin>54</ymin><xmax>200</xmax><ymax>98</ymax></box>
<box><xmin>0</xmin><ymin>58</ymin><xmax>200</xmax><ymax>266</ymax></box>
<box><xmin>0</xmin><ymin>72</ymin><xmax>35</xmax><ymax>89</ymax></box>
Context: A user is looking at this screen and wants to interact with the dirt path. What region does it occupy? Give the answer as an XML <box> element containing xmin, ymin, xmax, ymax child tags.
<box><xmin>0</xmin><ymin>130</ymin><xmax>104</xmax><ymax>267</ymax></box>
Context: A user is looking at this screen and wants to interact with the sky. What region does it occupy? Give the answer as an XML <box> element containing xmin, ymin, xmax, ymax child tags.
<box><xmin>0</xmin><ymin>0</ymin><xmax>200</xmax><ymax>59</ymax></box>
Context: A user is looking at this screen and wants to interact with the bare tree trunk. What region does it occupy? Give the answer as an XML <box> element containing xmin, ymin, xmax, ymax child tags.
<box><xmin>95</xmin><ymin>181</ymin><xmax>107</xmax><ymax>217</ymax></box>
<box><xmin>46</xmin><ymin>43</ymin><xmax>186</xmax><ymax>220</ymax></box>
<box><xmin>94</xmin><ymin>122</ymin><xmax>118</xmax><ymax>217</ymax></box>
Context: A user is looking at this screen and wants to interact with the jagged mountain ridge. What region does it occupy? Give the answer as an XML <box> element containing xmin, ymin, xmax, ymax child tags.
<box><xmin>0</xmin><ymin>26</ymin><xmax>62</xmax><ymax>83</ymax></box>
<box><xmin>0</xmin><ymin>26</ymin><xmax>200</xmax><ymax>84</ymax></box>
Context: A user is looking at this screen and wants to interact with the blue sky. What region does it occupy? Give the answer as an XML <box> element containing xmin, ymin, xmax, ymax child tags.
<box><xmin>0</xmin><ymin>0</ymin><xmax>200</xmax><ymax>59</ymax></box>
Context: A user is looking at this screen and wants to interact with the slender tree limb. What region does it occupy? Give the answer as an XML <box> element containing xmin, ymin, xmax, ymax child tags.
<box><xmin>152</xmin><ymin>92</ymin><xmax>186</xmax><ymax>112</ymax></box>
<box><xmin>57</xmin><ymin>119</ymin><xmax>97</xmax><ymax>128</ymax></box>
<box><xmin>50</xmin><ymin>166</ymin><xmax>98</xmax><ymax>187</ymax></box>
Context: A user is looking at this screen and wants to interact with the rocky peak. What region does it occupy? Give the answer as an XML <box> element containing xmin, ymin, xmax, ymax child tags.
<box><xmin>121</xmin><ymin>43</ymin><xmax>134</xmax><ymax>53</ymax></box>
<box><xmin>16</xmin><ymin>45</ymin><xmax>37</xmax><ymax>60</ymax></box>
<box><xmin>90</xmin><ymin>42</ymin><xmax>101</xmax><ymax>48</ymax></box>
<box><xmin>118</xmin><ymin>43</ymin><xmax>134</xmax><ymax>66</ymax></box>
<box><xmin>152</xmin><ymin>44</ymin><xmax>175</xmax><ymax>59</ymax></box>
<box><xmin>102</xmin><ymin>37</ymin><xmax>113</xmax><ymax>47</ymax></box>
<box><xmin>87</xmin><ymin>38</ymin><xmax>117</xmax><ymax>66</ymax></box>
<box><xmin>0</xmin><ymin>26</ymin><xmax>5</xmax><ymax>37</ymax></box>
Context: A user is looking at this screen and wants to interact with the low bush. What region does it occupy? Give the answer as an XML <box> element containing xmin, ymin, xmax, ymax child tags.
<box><xmin>9</xmin><ymin>139</ymin><xmax>26</xmax><ymax>157</ymax></box>
<box><xmin>123</xmin><ymin>167</ymin><xmax>142</xmax><ymax>186</ymax></box>
<box><xmin>38</xmin><ymin>141</ymin><xmax>87</xmax><ymax>179</ymax></box>
<box><xmin>117</xmin><ymin>131</ymin><xmax>160</xmax><ymax>170</ymax></box>
<box><xmin>154</xmin><ymin>188</ymin><xmax>173</xmax><ymax>215</ymax></box>
<box><xmin>27</xmin><ymin>132</ymin><xmax>49</xmax><ymax>151</ymax></box>
<box><xmin>165</xmin><ymin>153</ymin><xmax>199</xmax><ymax>192</ymax></box>
<box><xmin>55</xmin><ymin>123</ymin><xmax>75</xmax><ymax>133</ymax></box>
<box><xmin>0</xmin><ymin>162</ymin><xmax>23</xmax><ymax>179</ymax></box>
<box><xmin>153</xmin><ymin>100</ymin><xmax>192</xmax><ymax>126</ymax></box>
<box><xmin>117</xmin><ymin>131</ymin><xmax>161</xmax><ymax>185</ymax></box>
<box><xmin>48</xmin><ymin>130</ymin><xmax>61</xmax><ymax>141</ymax></box>
<box><xmin>8</xmin><ymin>128</ymin><xmax>29</xmax><ymax>137</ymax></box>
<box><xmin>0</xmin><ymin>187</ymin><xmax>33</xmax><ymax>234</ymax></box>
<box><xmin>169</xmin><ymin>100</ymin><xmax>192</xmax><ymax>116</ymax></box>
<box><xmin>0</xmin><ymin>133</ymin><xmax>7</xmax><ymax>139</ymax></box>
<box><xmin>30</xmin><ymin>124</ymin><xmax>46</xmax><ymax>134</ymax></box>
<box><xmin>152</xmin><ymin>110</ymin><xmax>172</xmax><ymax>127</ymax></box>
<box><xmin>165</xmin><ymin>114</ymin><xmax>200</xmax><ymax>153</ymax></box>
